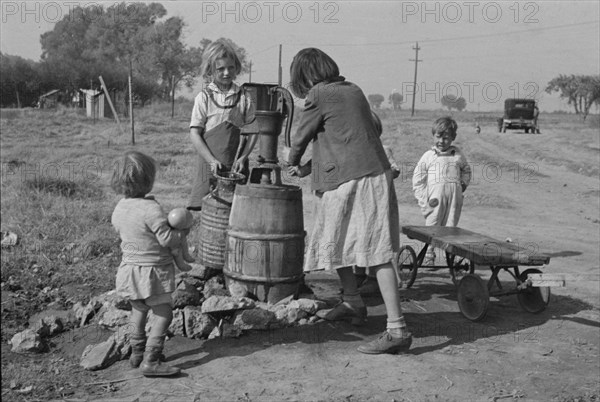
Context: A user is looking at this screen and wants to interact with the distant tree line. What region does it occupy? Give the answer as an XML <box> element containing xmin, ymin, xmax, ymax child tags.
<box><xmin>546</xmin><ymin>74</ymin><xmax>600</xmax><ymax>120</ymax></box>
<box><xmin>0</xmin><ymin>2</ymin><xmax>248</xmax><ymax>109</ymax></box>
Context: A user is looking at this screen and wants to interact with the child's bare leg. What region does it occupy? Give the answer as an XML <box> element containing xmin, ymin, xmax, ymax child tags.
<box><xmin>180</xmin><ymin>235</ymin><xmax>195</xmax><ymax>263</ymax></box>
<box><xmin>141</xmin><ymin>303</ymin><xmax>180</xmax><ymax>377</ymax></box>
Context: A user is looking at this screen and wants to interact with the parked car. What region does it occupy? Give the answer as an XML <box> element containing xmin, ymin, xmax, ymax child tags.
<box><xmin>497</xmin><ymin>99</ymin><xmax>539</xmax><ymax>133</ymax></box>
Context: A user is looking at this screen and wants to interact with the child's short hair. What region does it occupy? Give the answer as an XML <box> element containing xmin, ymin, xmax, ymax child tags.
<box><xmin>432</xmin><ymin>116</ymin><xmax>458</xmax><ymax>138</ymax></box>
<box><xmin>200</xmin><ymin>39</ymin><xmax>242</xmax><ymax>82</ymax></box>
<box><xmin>111</xmin><ymin>151</ymin><xmax>156</xmax><ymax>197</ymax></box>
<box><xmin>289</xmin><ymin>48</ymin><xmax>340</xmax><ymax>98</ymax></box>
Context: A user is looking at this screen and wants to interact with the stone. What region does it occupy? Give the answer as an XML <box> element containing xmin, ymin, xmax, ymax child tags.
<box><xmin>228</xmin><ymin>281</ymin><xmax>249</xmax><ymax>298</ymax></box>
<box><xmin>38</xmin><ymin>315</ymin><xmax>64</xmax><ymax>336</ymax></box>
<box><xmin>72</xmin><ymin>301</ymin><xmax>97</xmax><ymax>327</ymax></box>
<box><xmin>183</xmin><ymin>306</ymin><xmax>215</xmax><ymax>339</ymax></box>
<box><xmin>97</xmin><ymin>306</ymin><xmax>130</xmax><ymax>329</ymax></box>
<box><xmin>233</xmin><ymin>308</ymin><xmax>276</xmax><ymax>330</ymax></box>
<box><xmin>208</xmin><ymin>322</ymin><xmax>243</xmax><ymax>339</ymax></box>
<box><xmin>10</xmin><ymin>329</ymin><xmax>47</xmax><ymax>353</ymax></box>
<box><xmin>80</xmin><ymin>336</ymin><xmax>120</xmax><ymax>371</ymax></box>
<box><xmin>90</xmin><ymin>290</ymin><xmax>130</xmax><ymax>311</ymax></box>
<box><xmin>169</xmin><ymin>309</ymin><xmax>185</xmax><ymax>337</ymax></box>
<box><xmin>289</xmin><ymin>299</ymin><xmax>327</xmax><ymax>315</ymax></box>
<box><xmin>172</xmin><ymin>280</ymin><xmax>201</xmax><ymax>308</ymax></box>
<box><xmin>187</xmin><ymin>263</ymin><xmax>209</xmax><ymax>280</ymax></box>
<box><xmin>201</xmin><ymin>295</ymin><xmax>255</xmax><ymax>313</ymax></box>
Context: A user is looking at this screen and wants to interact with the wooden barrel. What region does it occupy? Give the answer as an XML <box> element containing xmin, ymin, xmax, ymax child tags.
<box><xmin>197</xmin><ymin>172</ymin><xmax>245</xmax><ymax>269</ymax></box>
<box><xmin>224</xmin><ymin>184</ymin><xmax>305</xmax><ymax>303</ymax></box>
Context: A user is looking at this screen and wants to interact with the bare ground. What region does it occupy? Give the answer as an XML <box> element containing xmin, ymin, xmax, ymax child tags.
<box><xmin>52</xmin><ymin>115</ymin><xmax>600</xmax><ymax>402</ymax></box>
<box><xmin>2</xmin><ymin>110</ymin><xmax>598</xmax><ymax>402</ymax></box>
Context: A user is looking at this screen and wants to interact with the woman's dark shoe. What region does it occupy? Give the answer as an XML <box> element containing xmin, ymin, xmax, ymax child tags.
<box><xmin>316</xmin><ymin>302</ymin><xmax>367</xmax><ymax>326</ymax></box>
<box><xmin>358</xmin><ymin>277</ymin><xmax>380</xmax><ymax>296</ymax></box>
<box><xmin>357</xmin><ymin>331</ymin><xmax>413</xmax><ymax>354</ymax></box>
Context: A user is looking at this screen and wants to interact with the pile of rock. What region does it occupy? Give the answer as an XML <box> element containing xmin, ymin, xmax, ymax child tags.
<box><xmin>10</xmin><ymin>264</ymin><xmax>329</xmax><ymax>371</ymax></box>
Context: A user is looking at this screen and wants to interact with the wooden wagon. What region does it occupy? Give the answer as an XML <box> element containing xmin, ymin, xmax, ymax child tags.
<box><xmin>396</xmin><ymin>226</ymin><xmax>564</xmax><ymax>321</ymax></box>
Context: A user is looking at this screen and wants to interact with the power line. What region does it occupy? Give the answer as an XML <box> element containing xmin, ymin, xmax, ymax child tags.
<box><xmin>286</xmin><ymin>20</ymin><xmax>599</xmax><ymax>48</ymax></box>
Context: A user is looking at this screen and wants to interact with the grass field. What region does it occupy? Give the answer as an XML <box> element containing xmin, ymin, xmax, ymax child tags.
<box><xmin>1</xmin><ymin>103</ymin><xmax>599</xmax><ymax>400</ymax></box>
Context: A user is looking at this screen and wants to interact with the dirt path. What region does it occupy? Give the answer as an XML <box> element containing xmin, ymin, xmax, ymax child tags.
<box><xmin>80</xmin><ymin>122</ymin><xmax>599</xmax><ymax>401</ymax></box>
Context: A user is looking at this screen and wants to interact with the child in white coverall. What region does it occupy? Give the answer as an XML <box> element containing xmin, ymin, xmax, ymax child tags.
<box><xmin>412</xmin><ymin>117</ymin><xmax>471</xmax><ymax>265</ymax></box>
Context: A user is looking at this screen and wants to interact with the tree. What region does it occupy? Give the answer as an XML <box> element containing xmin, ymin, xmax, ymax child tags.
<box><xmin>0</xmin><ymin>53</ymin><xmax>41</xmax><ymax>107</ymax></box>
<box><xmin>454</xmin><ymin>97</ymin><xmax>467</xmax><ymax>111</ymax></box>
<box><xmin>389</xmin><ymin>92</ymin><xmax>403</xmax><ymax>110</ymax></box>
<box><xmin>368</xmin><ymin>94</ymin><xmax>385</xmax><ymax>108</ymax></box>
<box><xmin>546</xmin><ymin>74</ymin><xmax>600</xmax><ymax>120</ymax></box>
<box><xmin>441</xmin><ymin>94</ymin><xmax>467</xmax><ymax>111</ymax></box>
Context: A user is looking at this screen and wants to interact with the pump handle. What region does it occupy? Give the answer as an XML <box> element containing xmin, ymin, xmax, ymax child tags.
<box><xmin>274</xmin><ymin>87</ymin><xmax>294</xmax><ymax>148</ymax></box>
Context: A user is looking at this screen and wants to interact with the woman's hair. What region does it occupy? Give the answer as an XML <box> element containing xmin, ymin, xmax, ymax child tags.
<box><xmin>432</xmin><ymin>116</ymin><xmax>458</xmax><ymax>138</ymax></box>
<box><xmin>289</xmin><ymin>48</ymin><xmax>340</xmax><ymax>98</ymax></box>
<box><xmin>200</xmin><ymin>39</ymin><xmax>242</xmax><ymax>82</ymax></box>
<box><xmin>111</xmin><ymin>151</ymin><xmax>156</xmax><ymax>197</ymax></box>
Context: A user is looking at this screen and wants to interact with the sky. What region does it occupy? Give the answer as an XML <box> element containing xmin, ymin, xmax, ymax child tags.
<box><xmin>1</xmin><ymin>0</ymin><xmax>599</xmax><ymax>112</ymax></box>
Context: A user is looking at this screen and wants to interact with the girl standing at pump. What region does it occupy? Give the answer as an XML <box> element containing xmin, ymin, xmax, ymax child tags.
<box><xmin>286</xmin><ymin>48</ymin><xmax>412</xmax><ymax>354</ymax></box>
<box><xmin>111</xmin><ymin>151</ymin><xmax>185</xmax><ymax>377</ymax></box>
<box><xmin>188</xmin><ymin>39</ymin><xmax>256</xmax><ymax>210</ymax></box>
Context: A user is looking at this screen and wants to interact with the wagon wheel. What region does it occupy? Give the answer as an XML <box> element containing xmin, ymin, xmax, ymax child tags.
<box><xmin>517</xmin><ymin>268</ymin><xmax>551</xmax><ymax>313</ymax></box>
<box><xmin>457</xmin><ymin>274</ymin><xmax>489</xmax><ymax>321</ymax></box>
<box><xmin>395</xmin><ymin>245</ymin><xmax>418</xmax><ymax>289</ymax></box>
<box><xmin>446</xmin><ymin>252</ymin><xmax>475</xmax><ymax>286</ymax></box>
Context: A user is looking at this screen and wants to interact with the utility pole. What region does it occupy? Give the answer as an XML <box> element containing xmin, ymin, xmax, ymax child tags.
<box><xmin>278</xmin><ymin>44</ymin><xmax>282</xmax><ymax>86</ymax></box>
<box><xmin>128</xmin><ymin>58</ymin><xmax>135</xmax><ymax>145</ymax></box>
<box><xmin>409</xmin><ymin>42</ymin><xmax>422</xmax><ymax>117</ymax></box>
<box><xmin>249</xmin><ymin>61</ymin><xmax>252</xmax><ymax>83</ymax></box>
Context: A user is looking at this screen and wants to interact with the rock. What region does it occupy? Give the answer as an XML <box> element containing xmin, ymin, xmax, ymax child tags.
<box><xmin>97</xmin><ymin>306</ymin><xmax>130</xmax><ymax>329</ymax></box>
<box><xmin>176</xmin><ymin>273</ymin><xmax>203</xmax><ymax>289</ymax></box>
<box><xmin>38</xmin><ymin>315</ymin><xmax>64</xmax><ymax>336</ymax></box>
<box><xmin>72</xmin><ymin>300</ymin><xmax>102</xmax><ymax>327</ymax></box>
<box><xmin>286</xmin><ymin>307</ymin><xmax>299</xmax><ymax>323</ymax></box>
<box><xmin>204</xmin><ymin>275</ymin><xmax>226</xmax><ymax>293</ymax></box>
<box><xmin>273</xmin><ymin>294</ymin><xmax>295</xmax><ymax>307</ymax></box>
<box><xmin>272</xmin><ymin>305</ymin><xmax>289</xmax><ymax>322</ymax></box>
<box><xmin>298</xmin><ymin>318</ymin><xmax>309</xmax><ymax>325</ymax></box>
<box><xmin>228</xmin><ymin>281</ymin><xmax>250</xmax><ymax>298</ymax></box>
<box><xmin>172</xmin><ymin>280</ymin><xmax>201</xmax><ymax>308</ymax></box>
<box><xmin>169</xmin><ymin>309</ymin><xmax>185</xmax><ymax>337</ymax></box>
<box><xmin>208</xmin><ymin>321</ymin><xmax>243</xmax><ymax>339</ymax></box>
<box><xmin>183</xmin><ymin>306</ymin><xmax>215</xmax><ymax>339</ymax></box>
<box><xmin>289</xmin><ymin>299</ymin><xmax>327</xmax><ymax>315</ymax></box>
<box><xmin>233</xmin><ymin>308</ymin><xmax>276</xmax><ymax>330</ymax></box>
<box><xmin>201</xmin><ymin>295</ymin><xmax>255</xmax><ymax>313</ymax></box>
<box><xmin>112</xmin><ymin>328</ymin><xmax>131</xmax><ymax>359</ymax></box>
<box><xmin>80</xmin><ymin>336</ymin><xmax>120</xmax><ymax>371</ymax></box>
<box><xmin>1</xmin><ymin>231</ymin><xmax>19</xmax><ymax>247</ymax></box>
<box><xmin>187</xmin><ymin>263</ymin><xmax>209</xmax><ymax>280</ymax></box>
<box><xmin>204</xmin><ymin>287</ymin><xmax>229</xmax><ymax>298</ymax></box>
<box><xmin>91</xmin><ymin>290</ymin><xmax>130</xmax><ymax>311</ymax></box>
<box><xmin>10</xmin><ymin>329</ymin><xmax>47</xmax><ymax>353</ymax></box>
